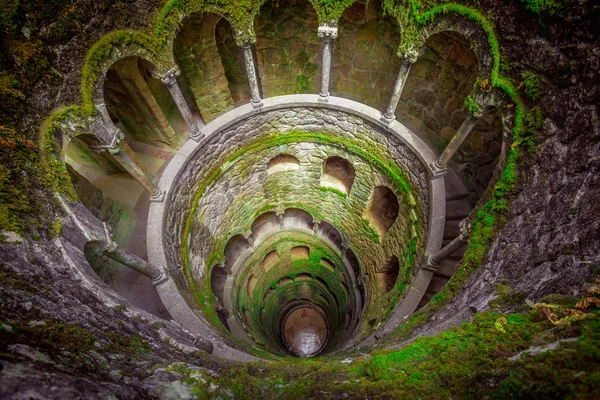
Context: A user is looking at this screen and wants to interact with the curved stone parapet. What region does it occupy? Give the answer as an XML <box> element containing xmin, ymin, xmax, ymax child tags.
<box><xmin>147</xmin><ymin>94</ymin><xmax>446</xmax><ymax>358</ymax></box>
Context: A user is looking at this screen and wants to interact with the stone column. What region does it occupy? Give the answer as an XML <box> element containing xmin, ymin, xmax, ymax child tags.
<box><xmin>239</xmin><ymin>40</ymin><xmax>263</xmax><ymax>108</ymax></box>
<box><xmin>103</xmin><ymin>242</ymin><xmax>164</xmax><ymax>282</ymax></box>
<box><xmin>432</xmin><ymin>110</ymin><xmax>482</xmax><ymax>173</ymax></box>
<box><xmin>425</xmin><ymin>220</ymin><xmax>470</xmax><ymax>271</ymax></box>
<box><xmin>382</xmin><ymin>54</ymin><xmax>416</xmax><ymax>122</ymax></box>
<box><xmin>318</xmin><ymin>23</ymin><xmax>338</xmax><ymax>102</ymax></box>
<box><xmin>160</xmin><ymin>66</ymin><xmax>204</xmax><ymax>139</ymax></box>
<box><xmin>91</xmin><ymin>129</ymin><xmax>164</xmax><ymax>202</ymax></box>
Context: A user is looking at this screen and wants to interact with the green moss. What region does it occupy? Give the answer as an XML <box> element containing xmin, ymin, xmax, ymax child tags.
<box><xmin>518</xmin><ymin>0</ymin><xmax>570</xmax><ymax>16</ymax></box>
<box><xmin>464</xmin><ymin>95</ymin><xmax>481</xmax><ymax>115</ymax></box>
<box><xmin>295</xmin><ymin>74</ymin><xmax>310</xmax><ymax>93</ymax></box>
<box><xmin>318</xmin><ymin>185</ymin><xmax>347</xmax><ymax>198</ymax></box>
<box><xmin>309</xmin><ymin>0</ymin><xmax>358</xmax><ymax>23</ymax></box>
<box><xmin>488</xmin><ymin>280</ymin><xmax>529</xmax><ymax>311</ymax></box>
<box><xmin>521</xmin><ymin>71</ymin><xmax>543</xmax><ymax>101</ymax></box>
<box><xmin>0</xmin><ymin>320</ymin><xmax>98</xmax><ymax>353</ymax></box>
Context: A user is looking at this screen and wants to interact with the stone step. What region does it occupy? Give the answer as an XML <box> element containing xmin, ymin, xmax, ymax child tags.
<box><xmin>443</xmin><ymin>219</ymin><xmax>461</xmax><ymax>240</ymax></box>
<box><xmin>445</xmin><ymin>192</ymin><xmax>469</xmax><ymax>201</ymax></box>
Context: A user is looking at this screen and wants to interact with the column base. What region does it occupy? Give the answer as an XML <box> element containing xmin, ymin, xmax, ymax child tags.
<box><xmin>429</xmin><ymin>160</ymin><xmax>448</xmax><ymax>177</ymax></box>
<box><xmin>251</xmin><ymin>99</ymin><xmax>264</xmax><ymax>109</ymax></box>
<box><xmin>152</xmin><ymin>270</ymin><xmax>169</xmax><ymax>286</ymax></box>
<box><xmin>380</xmin><ymin>113</ymin><xmax>395</xmax><ymax>124</ymax></box>
<box><xmin>150</xmin><ymin>189</ymin><xmax>165</xmax><ymax>203</ymax></box>
<box><xmin>422</xmin><ymin>255</ymin><xmax>440</xmax><ymax>273</ymax></box>
<box><xmin>318</xmin><ymin>93</ymin><xmax>330</xmax><ymax>103</ymax></box>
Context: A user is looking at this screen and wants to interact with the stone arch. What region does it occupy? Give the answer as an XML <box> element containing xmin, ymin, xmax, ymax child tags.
<box><xmin>332</xmin><ymin>0</ymin><xmax>402</xmax><ymax>110</ymax></box>
<box><xmin>215</xmin><ymin>18</ymin><xmax>251</xmax><ymax>106</ymax></box>
<box><xmin>253</xmin><ymin>0</ymin><xmax>320</xmax><ymax>96</ymax></box>
<box><xmin>251</xmin><ymin>211</ymin><xmax>280</xmax><ymax>242</ymax></box>
<box><xmin>174</xmin><ymin>12</ymin><xmax>235</xmax><ymax>122</ymax></box>
<box><xmin>283</xmin><ymin>208</ymin><xmax>314</xmax><ymax>230</ymax></box>
<box><xmin>375</xmin><ymin>255</ymin><xmax>399</xmax><ymax>294</ymax></box>
<box><xmin>103</xmin><ymin>56</ymin><xmax>183</xmax><ymax>149</ymax></box>
<box><xmin>317</xmin><ymin>221</ymin><xmax>344</xmax><ymax>250</ymax></box>
<box><xmin>267</xmin><ymin>154</ymin><xmax>300</xmax><ymax>175</ymax></box>
<box><xmin>224</xmin><ymin>234</ymin><xmax>251</xmax><ymax>269</ymax></box>
<box><xmin>321</xmin><ymin>156</ymin><xmax>356</xmax><ymax>195</ymax></box>
<box><xmin>247</xmin><ymin>274</ymin><xmax>257</xmax><ymax>298</ymax></box>
<box><xmin>263</xmin><ymin>249</ymin><xmax>281</xmax><ymax>272</ymax></box>
<box><xmin>414</xmin><ymin>13</ymin><xmax>495</xmax><ymax>81</ymax></box>
<box><xmin>291</xmin><ymin>246</ymin><xmax>310</xmax><ymax>260</ymax></box>
<box><xmin>364</xmin><ymin>186</ymin><xmax>399</xmax><ymax>239</ymax></box>
<box><xmin>86</xmin><ymin>31</ymin><xmax>174</xmax><ymax>110</ymax></box>
<box><xmin>396</xmin><ymin>30</ymin><xmax>479</xmax><ymax>150</ymax></box>
<box><xmin>210</xmin><ymin>265</ymin><xmax>229</xmax><ymax>306</ymax></box>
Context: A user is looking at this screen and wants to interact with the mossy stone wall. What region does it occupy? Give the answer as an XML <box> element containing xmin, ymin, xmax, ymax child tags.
<box><xmin>254</xmin><ymin>0</ymin><xmax>320</xmax><ymax>96</ymax></box>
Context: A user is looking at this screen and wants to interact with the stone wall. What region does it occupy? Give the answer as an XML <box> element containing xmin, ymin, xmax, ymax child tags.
<box><xmin>254</xmin><ymin>0</ymin><xmax>320</xmax><ymax>96</ymax></box>
<box><xmin>174</xmin><ymin>13</ymin><xmax>236</xmax><ymax>122</ymax></box>
<box><xmin>332</xmin><ymin>0</ymin><xmax>401</xmax><ymax>111</ymax></box>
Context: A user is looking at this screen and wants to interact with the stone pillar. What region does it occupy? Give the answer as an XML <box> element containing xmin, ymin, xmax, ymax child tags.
<box><xmin>103</xmin><ymin>242</ymin><xmax>164</xmax><ymax>282</ymax></box>
<box><xmin>160</xmin><ymin>66</ymin><xmax>204</xmax><ymax>139</ymax></box>
<box><xmin>318</xmin><ymin>23</ymin><xmax>338</xmax><ymax>102</ymax></box>
<box><xmin>240</xmin><ymin>40</ymin><xmax>263</xmax><ymax>108</ymax></box>
<box><xmin>91</xmin><ymin>129</ymin><xmax>164</xmax><ymax>202</ymax></box>
<box><xmin>432</xmin><ymin>110</ymin><xmax>482</xmax><ymax>173</ymax></box>
<box><xmin>425</xmin><ymin>220</ymin><xmax>470</xmax><ymax>271</ymax></box>
<box><xmin>382</xmin><ymin>54</ymin><xmax>416</xmax><ymax>122</ymax></box>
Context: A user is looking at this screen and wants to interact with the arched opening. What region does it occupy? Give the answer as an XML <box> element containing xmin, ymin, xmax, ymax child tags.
<box><xmin>210</xmin><ymin>265</ymin><xmax>229</xmax><ymax>306</ymax></box>
<box><xmin>321</xmin><ymin>156</ymin><xmax>355</xmax><ymax>195</ymax></box>
<box><xmin>396</xmin><ymin>31</ymin><xmax>479</xmax><ymax>151</ymax></box>
<box><xmin>247</xmin><ymin>274</ymin><xmax>257</xmax><ymax>298</ymax></box>
<box><xmin>251</xmin><ymin>211</ymin><xmax>280</xmax><ymax>243</ymax></box>
<box><xmin>103</xmin><ymin>56</ymin><xmax>183</xmax><ymax>149</ymax></box>
<box><xmin>376</xmin><ymin>256</ymin><xmax>399</xmax><ymax>294</ymax></box>
<box><xmin>216</xmin><ymin>18</ymin><xmax>251</xmax><ymax>106</ymax></box>
<box><xmin>224</xmin><ymin>234</ymin><xmax>251</xmax><ymax>269</ymax></box>
<box><xmin>267</xmin><ymin>154</ymin><xmax>300</xmax><ymax>175</ymax></box>
<box><xmin>333</xmin><ymin>0</ymin><xmax>401</xmax><ymax>110</ymax></box>
<box><xmin>173</xmin><ymin>12</ymin><xmax>234</xmax><ymax>122</ymax></box>
<box><xmin>317</xmin><ymin>221</ymin><xmax>344</xmax><ymax>250</ymax></box>
<box><xmin>254</xmin><ymin>0</ymin><xmax>319</xmax><ymax>96</ymax></box>
<box><xmin>364</xmin><ymin>186</ymin><xmax>399</xmax><ymax>239</ymax></box>
<box><xmin>291</xmin><ymin>246</ymin><xmax>310</xmax><ymax>260</ymax></box>
<box><xmin>320</xmin><ymin>258</ymin><xmax>335</xmax><ymax>271</ymax></box>
<box><xmin>283</xmin><ymin>208</ymin><xmax>314</xmax><ymax>229</ymax></box>
<box><xmin>263</xmin><ymin>250</ymin><xmax>281</xmax><ymax>272</ymax></box>
<box><xmin>63</xmin><ymin>135</ymin><xmax>138</xmax><ymax>218</ymax></box>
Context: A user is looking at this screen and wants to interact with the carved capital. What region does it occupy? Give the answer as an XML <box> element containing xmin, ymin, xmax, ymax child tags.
<box><xmin>429</xmin><ymin>159</ymin><xmax>448</xmax><ymax>177</ymax></box>
<box><xmin>318</xmin><ymin>23</ymin><xmax>338</xmax><ymax>41</ymax></box>
<box><xmin>91</xmin><ymin>128</ymin><xmax>123</xmax><ymax>155</ymax></box>
<box><xmin>398</xmin><ymin>49</ymin><xmax>419</xmax><ymax>64</ymax></box>
<box><xmin>160</xmin><ymin>66</ymin><xmax>181</xmax><ymax>87</ymax></box>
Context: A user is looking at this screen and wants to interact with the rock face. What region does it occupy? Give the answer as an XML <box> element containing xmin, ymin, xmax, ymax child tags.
<box><xmin>0</xmin><ymin>0</ymin><xmax>599</xmax><ymax>397</ymax></box>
